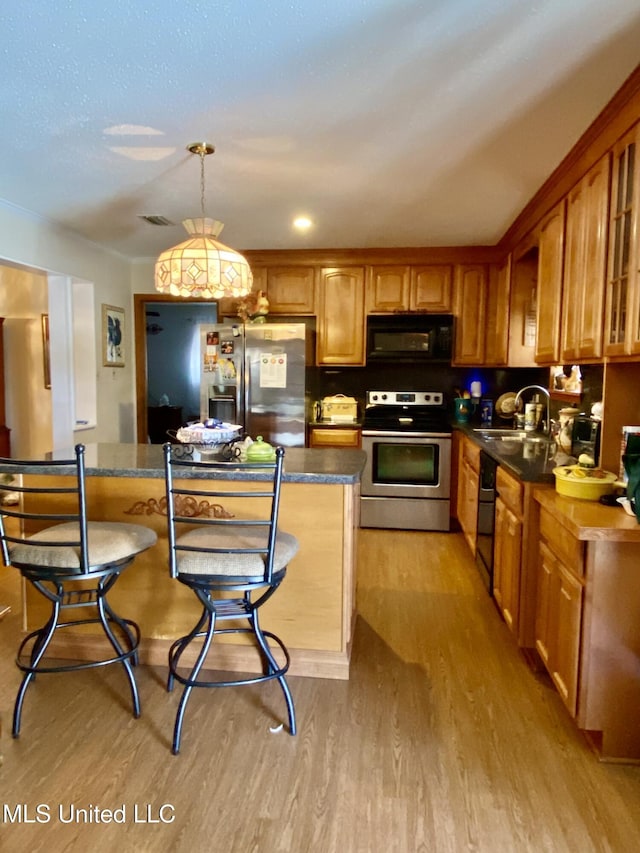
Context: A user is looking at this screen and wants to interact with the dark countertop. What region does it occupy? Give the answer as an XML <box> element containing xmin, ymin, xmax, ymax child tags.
<box><xmin>455</xmin><ymin>424</ymin><xmax>558</xmax><ymax>483</ymax></box>
<box><xmin>0</xmin><ymin>443</ymin><xmax>366</xmax><ymax>485</ymax></box>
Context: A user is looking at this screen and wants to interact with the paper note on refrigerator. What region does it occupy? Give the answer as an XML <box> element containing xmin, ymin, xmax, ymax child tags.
<box><xmin>259</xmin><ymin>353</ymin><xmax>287</xmax><ymax>388</ymax></box>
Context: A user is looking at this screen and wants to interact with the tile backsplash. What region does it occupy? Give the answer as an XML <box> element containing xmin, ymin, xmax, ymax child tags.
<box><xmin>306</xmin><ymin>362</ymin><xmax>604</xmax><ymax>424</ymax></box>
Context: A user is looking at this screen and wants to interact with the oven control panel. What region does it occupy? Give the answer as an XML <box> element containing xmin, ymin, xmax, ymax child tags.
<box><xmin>366</xmin><ymin>390</ymin><xmax>444</xmax><ymax>407</ymax></box>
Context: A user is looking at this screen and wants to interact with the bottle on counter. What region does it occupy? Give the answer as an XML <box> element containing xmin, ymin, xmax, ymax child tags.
<box><xmin>480</xmin><ymin>399</ymin><xmax>493</xmax><ymax>426</ymax></box>
<box><xmin>524</xmin><ymin>402</ymin><xmax>537</xmax><ymax>431</ymax></box>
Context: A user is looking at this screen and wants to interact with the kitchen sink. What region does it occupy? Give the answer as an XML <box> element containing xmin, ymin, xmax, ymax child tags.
<box><xmin>473</xmin><ymin>428</ymin><xmax>526</xmax><ymax>438</ymax></box>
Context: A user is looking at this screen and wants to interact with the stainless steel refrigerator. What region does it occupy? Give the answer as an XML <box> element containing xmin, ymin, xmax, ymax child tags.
<box><xmin>199</xmin><ymin>322</ymin><xmax>306</xmax><ymax>446</ymax></box>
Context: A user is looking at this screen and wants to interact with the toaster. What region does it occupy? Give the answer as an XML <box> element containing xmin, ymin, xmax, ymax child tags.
<box><xmin>319</xmin><ymin>395</ymin><xmax>358</xmax><ymax>422</ymax></box>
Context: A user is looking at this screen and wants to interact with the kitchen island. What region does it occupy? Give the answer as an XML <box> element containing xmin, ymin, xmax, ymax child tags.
<box><xmin>4</xmin><ymin>443</ymin><xmax>366</xmax><ymax>680</ymax></box>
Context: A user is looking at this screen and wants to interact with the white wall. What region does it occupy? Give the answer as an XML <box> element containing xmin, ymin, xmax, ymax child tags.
<box><xmin>130</xmin><ymin>259</ymin><xmax>156</xmax><ymax>295</ymax></box>
<box><xmin>0</xmin><ymin>203</ymin><xmax>136</xmax><ymax>452</ymax></box>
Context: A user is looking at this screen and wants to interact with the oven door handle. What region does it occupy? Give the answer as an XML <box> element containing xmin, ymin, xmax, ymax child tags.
<box><xmin>362</xmin><ymin>429</ymin><xmax>451</xmax><ymax>438</ymax></box>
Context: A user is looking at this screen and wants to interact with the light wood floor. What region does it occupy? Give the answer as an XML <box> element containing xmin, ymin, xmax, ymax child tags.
<box><xmin>1</xmin><ymin>529</ymin><xmax>640</xmax><ymax>852</ymax></box>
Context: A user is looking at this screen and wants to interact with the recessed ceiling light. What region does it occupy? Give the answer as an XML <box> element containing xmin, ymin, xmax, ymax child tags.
<box><xmin>109</xmin><ymin>146</ymin><xmax>176</xmax><ymax>161</ymax></box>
<box><xmin>104</xmin><ymin>124</ymin><xmax>164</xmax><ymax>136</ymax></box>
<box><xmin>293</xmin><ymin>216</ymin><xmax>313</xmax><ymax>231</ymax></box>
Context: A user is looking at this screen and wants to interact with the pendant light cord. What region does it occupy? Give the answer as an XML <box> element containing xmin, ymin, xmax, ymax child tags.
<box><xmin>199</xmin><ymin>149</ymin><xmax>206</xmax><ymax>219</ymax></box>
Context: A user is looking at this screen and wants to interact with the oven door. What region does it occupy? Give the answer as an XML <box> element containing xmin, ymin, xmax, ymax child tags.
<box><xmin>361</xmin><ymin>431</ymin><xmax>451</xmax><ymax>499</ymax></box>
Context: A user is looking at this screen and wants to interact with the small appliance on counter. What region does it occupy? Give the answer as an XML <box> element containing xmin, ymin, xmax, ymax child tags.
<box><xmin>571</xmin><ymin>416</ymin><xmax>601</xmax><ymax>462</ymax></box>
<box><xmin>315</xmin><ymin>394</ymin><xmax>358</xmax><ymax>423</ymax></box>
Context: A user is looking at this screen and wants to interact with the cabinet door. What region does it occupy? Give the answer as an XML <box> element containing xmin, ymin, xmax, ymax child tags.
<box><xmin>604</xmin><ymin>124</ymin><xmax>640</xmax><ymax>357</ymax></box>
<box><xmin>410</xmin><ymin>265</ymin><xmax>452</xmax><ymax>312</ymax></box>
<box><xmin>366</xmin><ymin>266</ymin><xmax>410</xmax><ymax>312</ymax></box>
<box><xmin>493</xmin><ymin>497</ymin><xmax>522</xmax><ymax>633</ymax></box>
<box><xmin>535</xmin><ymin>541</ymin><xmax>554</xmax><ymax>667</ymax></box>
<box><xmin>457</xmin><ymin>437</ymin><xmax>480</xmax><ymax>555</ymax></box>
<box><xmin>535</xmin><ymin>201</ymin><xmax>565</xmax><ymax>364</ymax></box>
<box><xmin>484</xmin><ymin>260</ymin><xmax>510</xmax><ymax>366</ymax></box>
<box><xmin>266</xmin><ymin>267</ymin><xmax>316</xmax><ymax>314</ymax></box>
<box><xmin>561</xmin><ymin>155</ymin><xmax>610</xmax><ymax>361</ymax></box>
<box><xmin>578</xmin><ymin>155</ymin><xmax>610</xmax><ymax>358</ymax></box>
<box><xmin>459</xmin><ymin>458</ymin><xmax>479</xmax><ymax>554</ymax></box>
<box><xmin>551</xmin><ymin>561</ymin><xmax>583</xmax><ymax>717</ymax></box>
<box><xmin>453</xmin><ymin>265</ymin><xmax>488</xmax><ymax>365</ymax></box>
<box><xmin>308</xmin><ymin>428</ymin><xmax>361</xmax><ymax>449</ymax></box>
<box><xmin>317</xmin><ymin>267</ymin><xmax>365</xmax><ymax>365</ymax></box>
<box><xmin>536</xmin><ymin>540</ymin><xmax>583</xmax><ymax>717</ymax></box>
<box><xmin>561</xmin><ymin>180</ymin><xmax>586</xmax><ymax>362</ymax></box>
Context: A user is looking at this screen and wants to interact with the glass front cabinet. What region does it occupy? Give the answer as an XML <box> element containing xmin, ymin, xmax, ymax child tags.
<box><xmin>605</xmin><ymin>122</ymin><xmax>640</xmax><ymax>357</ymax></box>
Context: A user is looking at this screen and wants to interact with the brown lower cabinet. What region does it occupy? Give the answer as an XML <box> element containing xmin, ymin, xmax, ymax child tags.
<box><xmin>493</xmin><ymin>467</ymin><xmax>524</xmax><ymax>634</ymax></box>
<box><xmin>456</xmin><ymin>448</ymin><xmax>640</xmax><ymax>761</ymax></box>
<box><xmin>456</xmin><ymin>433</ymin><xmax>480</xmax><ymax>555</ymax></box>
<box><xmin>308</xmin><ymin>427</ymin><xmax>361</xmax><ymax>449</ymax></box>
<box><xmin>533</xmin><ymin>490</ymin><xmax>640</xmax><ymax>762</ymax></box>
<box><xmin>535</xmin><ymin>510</ymin><xmax>584</xmax><ymax>716</ymax></box>
<box><xmin>455</xmin><ymin>433</ymin><xmax>544</xmax><ymax>647</ymax></box>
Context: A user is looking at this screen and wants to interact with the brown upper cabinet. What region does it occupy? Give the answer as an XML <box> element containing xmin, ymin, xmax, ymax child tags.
<box><xmin>453</xmin><ymin>264</ymin><xmax>488</xmax><ymax>365</ymax></box>
<box><xmin>484</xmin><ymin>259</ymin><xmax>510</xmax><ymax>366</ymax></box>
<box><xmin>604</xmin><ymin>122</ymin><xmax>640</xmax><ymax>357</ymax></box>
<box><xmin>561</xmin><ymin>154</ymin><xmax>611</xmax><ymax>362</ymax></box>
<box><xmin>410</xmin><ymin>265</ymin><xmax>453</xmax><ymax>311</ymax></box>
<box><xmin>506</xmin><ymin>245</ymin><xmax>538</xmax><ymax>368</ymax></box>
<box><xmin>366</xmin><ymin>264</ymin><xmax>453</xmax><ymax>313</ymax></box>
<box><xmin>534</xmin><ymin>201</ymin><xmax>566</xmax><ymax>364</ymax></box>
<box><xmin>365</xmin><ymin>265</ymin><xmax>411</xmax><ymax>312</ymax></box>
<box><xmin>265</xmin><ymin>266</ymin><xmax>316</xmax><ymax>314</ymax></box>
<box><xmin>316</xmin><ymin>267</ymin><xmax>366</xmax><ymax>365</ymax></box>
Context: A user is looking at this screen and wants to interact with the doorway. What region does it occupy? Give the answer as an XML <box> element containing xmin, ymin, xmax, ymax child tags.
<box><xmin>134</xmin><ymin>294</ymin><xmax>218</xmax><ymax>442</ymax></box>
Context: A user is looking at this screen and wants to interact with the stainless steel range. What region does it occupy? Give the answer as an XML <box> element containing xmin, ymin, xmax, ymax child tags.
<box><xmin>360</xmin><ymin>390</ymin><xmax>452</xmax><ymax>531</ymax></box>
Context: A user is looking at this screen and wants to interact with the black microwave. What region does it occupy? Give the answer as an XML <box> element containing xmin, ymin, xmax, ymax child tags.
<box><xmin>366</xmin><ymin>314</ymin><xmax>454</xmax><ymax>362</ymax></box>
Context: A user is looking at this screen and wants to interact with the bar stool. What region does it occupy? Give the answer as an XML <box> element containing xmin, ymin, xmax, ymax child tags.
<box><xmin>0</xmin><ymin>444</ymin><xmax>157</xmax><ymax>737</ymax></box>
<box><xmin>163</xmin><ymin>442</ymin><xmax>299</xmax><ymax>754</ymax></box>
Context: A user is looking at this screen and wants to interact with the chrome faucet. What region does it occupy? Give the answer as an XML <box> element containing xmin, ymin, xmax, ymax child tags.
<box><xmin>514</xmin><ymin>384</ymin><xmax>551</xmax><ymax>434</ymax></box>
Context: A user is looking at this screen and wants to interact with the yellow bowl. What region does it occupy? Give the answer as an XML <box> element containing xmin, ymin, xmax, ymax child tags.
<box><xmin>553</xmin><ymin>465</ymin><xmax>617</xmax><ymax>500</ymax></box>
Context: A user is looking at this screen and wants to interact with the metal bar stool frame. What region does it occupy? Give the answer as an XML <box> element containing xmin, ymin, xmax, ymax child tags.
<box><xmin>0</xmin><ymin>445</ymin><xmax>154</xmax><ymax>737</ymax></box>
<box><xmin>163</xmin><ymin>442</ymin><xmax>297</xmax><ymax>754</ymax></box>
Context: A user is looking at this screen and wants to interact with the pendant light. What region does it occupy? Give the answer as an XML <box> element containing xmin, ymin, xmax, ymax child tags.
<box><xmin>154</xmin><ymin>142</ymin><xmax>253</xmax><ymax>299</ymax></box>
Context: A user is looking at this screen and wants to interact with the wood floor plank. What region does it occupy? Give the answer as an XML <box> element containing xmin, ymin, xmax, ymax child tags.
<box><xmin>1</xmin><ymin>530</ymin><xmax>640</xmax><ymax>852</ymax></box>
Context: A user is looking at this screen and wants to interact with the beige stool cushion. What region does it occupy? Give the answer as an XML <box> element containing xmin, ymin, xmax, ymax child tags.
<box><xmin>175</xmin><ymin>526</ymin><xmax>299</xmax><ymax>577</ymax></box>
<box><xmin>10</xmin><ymin>521</ymin><xmax>157</xmax><ymax>571</ymax></box>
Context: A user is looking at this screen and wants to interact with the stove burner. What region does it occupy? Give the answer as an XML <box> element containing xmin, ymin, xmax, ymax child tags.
<box><xmin>363</xmin><ymin>389</ymin><xmax>451</xmax><ymax>434</ymax></box>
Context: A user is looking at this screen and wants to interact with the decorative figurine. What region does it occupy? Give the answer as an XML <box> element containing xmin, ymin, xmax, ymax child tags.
<box><xmin>237</xmin><ymin>290</ymin><xmax>270</xmax><ymax>323</ymax></box>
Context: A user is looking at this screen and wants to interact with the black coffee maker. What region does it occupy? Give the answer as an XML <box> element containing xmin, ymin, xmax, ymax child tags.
<box><xmin>571</xmin><ymin>417</ymin><xmax>601</xmax><ymax>461</ymax></box>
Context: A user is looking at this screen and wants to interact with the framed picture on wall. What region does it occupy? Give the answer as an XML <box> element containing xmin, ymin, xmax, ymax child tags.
<box><xmin>102</xmin><ymin>304</ymin><xmax>125</xmax><ymax>367</ymax></box>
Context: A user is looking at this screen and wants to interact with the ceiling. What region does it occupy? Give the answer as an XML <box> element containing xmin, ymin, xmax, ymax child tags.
<box><xmin>1</xmin><ymin>0</ymin><xmax>639</xmax><ymax>261</ymax></box>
